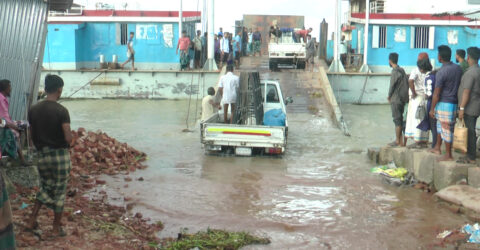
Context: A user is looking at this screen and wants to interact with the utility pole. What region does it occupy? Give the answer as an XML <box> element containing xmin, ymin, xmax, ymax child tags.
<box><xmin>360</xmin><ymin>0</ymin><xmax>370</xmax><ymax>73</ymax></box>
<box><xmin>179</xmin><ymin>0</ymin><xmax>183</xmax><ymax>37</ymax></box>
<box><xmin>203</xmin><ymin>0</ymin><xmax>218</xmax><ymax>71</ymax></box>
<box><xmin>328</xmin><ymin>0</ymin><xmax>345</xmax><ymax>72</ymax></box>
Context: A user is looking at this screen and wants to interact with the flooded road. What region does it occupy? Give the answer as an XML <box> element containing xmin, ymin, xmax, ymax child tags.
<box><xmin>62</xmin><ymin>99</ymin><xmax>469</xmax><ymax>249</ymax></box>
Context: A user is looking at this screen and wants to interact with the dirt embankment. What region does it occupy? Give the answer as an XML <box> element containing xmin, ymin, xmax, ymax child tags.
<box><xmin>10</xmin><ymin>129</ymin><xmax>163</xmax><ymax>249</ymax></box>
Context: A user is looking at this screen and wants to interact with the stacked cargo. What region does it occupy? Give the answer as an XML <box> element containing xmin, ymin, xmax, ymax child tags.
<box><xmin>234</xmin><ymin>72</ymin><xmax>264</xmax><ymax>125</ymax></box>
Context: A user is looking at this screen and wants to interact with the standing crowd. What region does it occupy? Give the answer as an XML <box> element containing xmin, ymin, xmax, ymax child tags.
<box><xmin>176</xmin><ymin>27</ymin><xmax>263</xmax><ymax>71</ymax></box>
<box><xmin>388</xmin><ymin>45</ymin><xmax>480</xmax><ymax>163</ymax></box>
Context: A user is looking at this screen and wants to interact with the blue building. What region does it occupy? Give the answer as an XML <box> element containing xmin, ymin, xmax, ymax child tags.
<box><xmin>345</xmin><ymin>13</ymin><xmax>480</xmax><ymax>73</ymax></box>
<box><xmin>44</xmin><ymin>10</ymin><xmax>201</xmax><ymax>70</ymax></box>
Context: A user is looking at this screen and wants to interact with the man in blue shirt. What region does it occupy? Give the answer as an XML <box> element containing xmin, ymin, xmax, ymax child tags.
<box><xmin>429</xmin><ymin>45</ymin><xmax>463</xmax><ymax>161</ymax></box>
<box><xmin>233</xmin><ymin>31</ymin><xmax>242</xmax><ymax>68</ymax></box>
<box><xmin>120</xmin><ymin>32</ymin><xmax>135</xmax><ymax>70</ymax></box>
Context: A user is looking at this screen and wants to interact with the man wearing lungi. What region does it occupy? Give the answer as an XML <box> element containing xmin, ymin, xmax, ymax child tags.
<box><xmin>26</xmin><ymin>74</ymin><xmax>72</xmax><ymax>237</ymax></box>
<box><xmin>429</xmin><ymin>45</ymin><xmax>463</xmax><ymax>161</ymax></box>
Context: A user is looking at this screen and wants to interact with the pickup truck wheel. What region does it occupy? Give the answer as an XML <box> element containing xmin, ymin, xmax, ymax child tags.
<box><xmin>296</xmin><ymin>61</ymin><xmax>306</xmax><ymax>70</ymax></box>
<box><xmin>269</xmin><ymin>60</ymin><xmax>278</xmax><ymax>71</ymax></box>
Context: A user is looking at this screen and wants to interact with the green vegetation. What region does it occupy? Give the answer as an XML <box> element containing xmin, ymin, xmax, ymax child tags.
<box><xmin>162</xmin><ymin>229</ymin><xmax>270</xmax><ymax>250</ymax></box>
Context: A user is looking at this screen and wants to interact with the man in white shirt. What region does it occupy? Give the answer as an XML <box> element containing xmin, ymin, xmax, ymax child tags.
<box><xmin>218</xmin><ymin>65</ymin><xmax>239</xmax><ymax>123</ymax></box>
<box><xmin>201</xmin><ymin>87</ymin><xmax>221</xmax><ymax>121</ymax></box>
<box><xmin>220</xmin><ymin>33</ymin><xmax>230</xmax><ymax>69</ymax></box>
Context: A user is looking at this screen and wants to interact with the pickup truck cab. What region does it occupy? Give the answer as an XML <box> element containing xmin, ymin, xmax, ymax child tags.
<box><xmin>269</xmin><ymin>31</ymin><xmax>306</xmax><ymax>70</ymax></box>
<box><xmin>200</xmin><ymin>80</ymin><xmax>291</xmax><ymax>156</ymax></box>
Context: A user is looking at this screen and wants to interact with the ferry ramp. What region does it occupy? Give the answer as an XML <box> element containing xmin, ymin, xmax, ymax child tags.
<box><xmin>237</xmin><ymin>56</ymin><xmax>348</xmax><ymax>134</ymax></box>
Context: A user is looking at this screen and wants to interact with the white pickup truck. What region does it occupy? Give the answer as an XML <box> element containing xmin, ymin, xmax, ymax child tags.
<box><xmin>269</xmin><ymin>31</ymin><xmax>307</xmax><ymax>70</ymax></box>
<box><xmin>200</xmin><ymin>80</ymin><xmax>292</xmax><ymax>156</ymax></box>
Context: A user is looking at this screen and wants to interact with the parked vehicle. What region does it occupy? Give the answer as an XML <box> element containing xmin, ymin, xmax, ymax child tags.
<box><xmin>268</xmin><ymin>31</ymin><xmax>306</xmax><ymax>70</ymax></box>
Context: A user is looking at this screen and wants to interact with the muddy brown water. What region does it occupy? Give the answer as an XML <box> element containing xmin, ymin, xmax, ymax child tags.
<box><xmin>61</xmin><ymin>57</ymin><xmax>467</xmax><ymax>249</ymax></box>
<box><xmin>62</xmin><ymin>99</ymin><xmax>469</xmax><ymax>249</ymax></box>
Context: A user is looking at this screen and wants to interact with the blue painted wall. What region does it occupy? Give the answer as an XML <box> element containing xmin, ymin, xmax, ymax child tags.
<box><xmin>44</xmin><ymin>22</ymin><xmax>183</xmax><ymax>66</ymax></box>
<box><xmin>352</xmin><ymin>23</ymin><xmax>480</xmax><ymax>67</ymax></box>
<box><xmin>326</xmin><ymin>24</ymin><xmax>480</xmax><ymax>71</ymax></box>
<box><xmin>45</xmin><ymin>24</ymin><xmax>79</xmax><ymax>63</ymax></box>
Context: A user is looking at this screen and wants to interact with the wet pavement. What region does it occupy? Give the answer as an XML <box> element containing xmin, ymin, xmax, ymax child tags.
<box><xmin>61</xmin><ymin>59</ymin><xmax>469</xmax><ymax>249</ymax></box>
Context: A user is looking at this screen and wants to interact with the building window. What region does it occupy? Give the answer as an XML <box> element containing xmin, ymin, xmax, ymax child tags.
<box><xmin>120</xmin><ymin>23</ymin><xmax>128</xmax><ymax>45</ymax></box>
<box><xmin>372</xmin><ymin>25</ymin><xmax>386</xmax><ymax>49</ymax></box>
<box><xmin>379</xmin><ymin>26</ymin><xmax>387</xmax><ymax>48</ymax></box>
<box><xmin>414</xmin><ymin>26</ymin><xmax>429</xmax><ymax>49</ymax></box>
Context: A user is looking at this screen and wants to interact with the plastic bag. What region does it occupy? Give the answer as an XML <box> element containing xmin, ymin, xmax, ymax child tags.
<box><xmin>453</xmin><ymin>119</ymin><xmax>468</xmax><ymax>153</ymax></box>
<box><xmin>415</xmin><ymin>100</ymin><xmax>426</xmax><ymax>119</ymax></box>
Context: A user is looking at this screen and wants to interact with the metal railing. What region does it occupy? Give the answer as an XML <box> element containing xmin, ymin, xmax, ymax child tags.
<box><xmin>370</xmin><ymin>0</ymin><xmax>385</xmax><ymax>13</ymax></box>
<box><xmin>49</xmin><ymin>5</ymin><xmax>83</xmax><ymax>16</ymax></box>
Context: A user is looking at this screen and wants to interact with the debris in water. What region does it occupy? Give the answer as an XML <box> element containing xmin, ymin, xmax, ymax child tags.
<box><xmin>161</xmin><ymin>229</ymin><xmax>270</xmax><ymax>249</ymax></box>
<box><xmin>463</xmin><ymin>224</ymin><xmax>480</xmax><ymax>243</ymax></box>
<box><xmin>437</xmin><ymin>230</ymin><xmax>453</xmax><ymax>239</ymax></box>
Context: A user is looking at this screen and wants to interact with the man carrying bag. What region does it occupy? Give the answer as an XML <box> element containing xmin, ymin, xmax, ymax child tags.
<box><xmin>456</xmin><ymin>47</ymin><xmax>480</xmax><ymax>164</ymax></box>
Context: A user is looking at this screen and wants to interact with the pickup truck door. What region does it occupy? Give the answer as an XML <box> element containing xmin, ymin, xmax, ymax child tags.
<box><xmin>263</xmin><ymin>82</ymin><xmax>286</xmax><ymax>114</ymax></box>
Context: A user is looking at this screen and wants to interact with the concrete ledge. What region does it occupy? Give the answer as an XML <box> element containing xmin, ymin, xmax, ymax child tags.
<box><xmin>435</xmin><ymin>185</ymin><xmax>480</xmax><ymax>215</ymax></box>
<box><xmin>369</xmin><ymin>146</ymin><xmax>477</xmax><ymax>189</ymax></box>
<box><xmin>468</xmin><ymin>167</ymin><xmax>480</xmax><ymax>188</ymax></box>
<box><xmin>317</xmin><ymin>66</ymin><xmax>350</xmax><ymax>136</ymax></box>
<box><xmin>434</xmin><ymin>161</ymin><xmax>469</xmax><ymax>191</ymax></box>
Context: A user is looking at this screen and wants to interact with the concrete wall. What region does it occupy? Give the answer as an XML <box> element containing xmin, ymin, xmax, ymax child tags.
<box><xmin>327</xmin><ymin>72</ymin><xmax>391</xmax><ymax>104</ymax></box>
<box><xmin>350</xmin><ymin>0</ymin><xmax>479</xmax><ymax>14</ymax></box>
<box><xmin>351</xmin><ymin>23</ymin><xmax>480</xmax><ymax>72</ymax></box>
<box><xmin>43</xmin><ymin>22</ymin><xmax>197</xmax><ymax>70</ymax></box>
<box><xmin>39</xmin><ymin>70</ymin><xmax>220</xmax><ymax>99</ymax></box>
<box><xmin>383</xmin><ymin>0</ymin><xmax>478</xmax><ymax>14</ymax></box>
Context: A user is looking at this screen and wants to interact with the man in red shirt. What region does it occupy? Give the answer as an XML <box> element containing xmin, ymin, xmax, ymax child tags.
<box><xmin>176</xmin><ymin>31</ymin><xmax>191</xmax><ymax>70</ymax></box>
<box><xmin>295</xmin><ymin>28</ymin><xmax>312</xmax><ymax>43</ymax></box>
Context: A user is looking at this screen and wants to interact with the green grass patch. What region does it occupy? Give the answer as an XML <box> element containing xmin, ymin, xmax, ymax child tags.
<box><xmin>163</xmin><ymin>228</ymin><xmax>270</xmax><ymax>250</ymax></box>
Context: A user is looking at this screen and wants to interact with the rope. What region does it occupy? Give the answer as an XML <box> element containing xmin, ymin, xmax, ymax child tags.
<box><xmin>183</xmin><ymin>0</ymin><xmax>202</xmax><ymax>132</ymax></box>
<box><xmin>357</xmin><ymin>72</ymin><xmax>369</xmax><ymax>104</ymax></box>
<box><xmin>193</xmin><ymin>73</ymin><xmax>201</xmax><ymax>122</ymax></box>
<box><xmin>184</xmin><ymin>73</ymin><xmax>195</xmax><ymax>130</ymax></box>
<box><xmin>59</xmin><ymin>72</ymin><xmax>104</xmax><ymax>103</ymax></box>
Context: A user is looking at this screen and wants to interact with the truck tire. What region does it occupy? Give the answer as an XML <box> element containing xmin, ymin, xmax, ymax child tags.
<box><xmin>269</xmin><ymin>59</ymin><xmax>278</xmax><ymax>71</ymax></box>
<box><xmin>296</xmin><ymin>61</ymin><xmax>306</xmax><ymax>70</ymax></box>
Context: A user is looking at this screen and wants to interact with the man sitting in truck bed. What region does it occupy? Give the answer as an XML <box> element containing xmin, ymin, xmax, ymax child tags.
<box><xmin>218</xmin><ymin>65</ymin><xmax>239</xmax><ymax>124</ymax></box>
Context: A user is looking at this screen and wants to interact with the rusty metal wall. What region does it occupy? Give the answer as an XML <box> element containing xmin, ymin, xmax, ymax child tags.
<box><xmin>0</xmin><ymin>0</ymin><xmax>48</xmax><ymax>120</ymax></box>
<box><xmin>243</xmin><ymin>15</ymin><xmax>305</xmax><ymax>55</ymax></box>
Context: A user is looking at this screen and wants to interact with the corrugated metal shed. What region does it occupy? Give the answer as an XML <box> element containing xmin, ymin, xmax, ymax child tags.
<box><xmin>0</xmin><ymin>0</ymin><xmax>48</xmax><ymax>120</ymax></box>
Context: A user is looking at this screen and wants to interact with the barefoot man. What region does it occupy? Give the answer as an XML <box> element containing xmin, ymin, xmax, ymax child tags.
<box><xmin>218</xmin><ymin>65</ymin><xmax>239</xmax><ymax>124</ymax></box>
<box><xmin>26</xmin><ymin>75</ymin><xmax>73</xmax><ymax>237</ymax></box>
<box><xmin>429</xmin><ymin>45</ymin><xmax>463</xmax><ymax>161</ymax></box>
<box><xmin>387</xmin><ymin>53</ymin><xmax>409</xmax><ymax>147</ymax></box>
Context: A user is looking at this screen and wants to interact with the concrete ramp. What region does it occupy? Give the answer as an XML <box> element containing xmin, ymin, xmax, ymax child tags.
<box><xmin>238</xmin><ymin>57</ymin><xmax>350</xmax><ymax>136</ymax></box>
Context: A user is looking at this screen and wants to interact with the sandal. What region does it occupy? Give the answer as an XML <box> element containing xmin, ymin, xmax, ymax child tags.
<box><xmin>388</xmin><ymin>142</ymin><xmax>399</xmax><ymax>147</ymax></box>
<box><xmin>407</xmin><ymin>143</ymin><xmax>425</xmax><ymax>149</ymax></box>
<box><xmin>24</xmin><ymin>221</ymin><xmax>38</xmax><ymax>231</ymax></box>
<box><xmin>50</xmin><ymin>227</ymin><xmax>67</xmax><ymax>238</ymax></box>
<box><xmin>457</xmin><ymin>156</ymin><xmax>476</xmax><ymax>164</ymax></box>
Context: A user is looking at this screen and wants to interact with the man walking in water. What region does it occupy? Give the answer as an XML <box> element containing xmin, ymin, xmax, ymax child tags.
<box><xmin>26</xmin><ymin>75</ymin><xmax>73</xmax><ymax>237</ymax></box>
<box><xmin>120</xmin><ymin>32</ymin><xmax>135</xmax><ymax>70</ymax></box>
<box><xmin>218</xmin><ymin>65</ymin><xmax>239</xmax><ymax>124</ymax></box>
<box><xmin>429</xmin><ymin>45</ymin><xmax>463</xmax><ymax>161</ymax></box>
<box><xmin>387</xmin><ymin>53</ymin><xmax>409</xmax><ymax>147</ymax></box>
